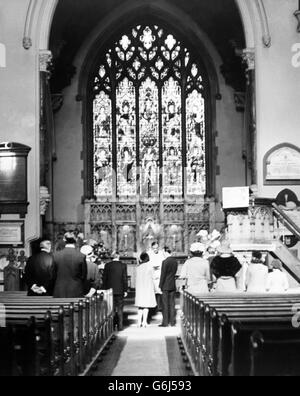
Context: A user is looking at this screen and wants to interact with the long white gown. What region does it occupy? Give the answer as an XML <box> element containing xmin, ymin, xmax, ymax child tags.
<box><xmin>135</xmin><ymin>262</ymin><xmax>157</xmax><ymax>308</ymax></box>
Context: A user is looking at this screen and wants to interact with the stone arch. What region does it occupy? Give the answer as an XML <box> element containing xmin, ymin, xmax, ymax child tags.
<box><xmin>73</xmin><ymin>2</ymin><xmax>226</xmax><ymax>199</ymax></box>
<box><xmin>75</xmin><ymin>0</ymin><xmax>222</xmax><ymax>96</ymax></box>
<box><xmin>31</xmin><ymin>0</ymin><xmax>259</xmax><ymax>51</ymax></box>
<box><xmin>29</xmin><ymin>0</ymin><xmax>259</xmax><ymax>200</ymax></box>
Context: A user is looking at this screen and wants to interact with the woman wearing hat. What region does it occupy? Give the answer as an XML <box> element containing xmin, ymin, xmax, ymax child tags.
<box><xmin>180</xmin><ymin>243</ymin><xmax>210</xmax><ymax>294</ymax></box>
<box><xmin>245</xmin><ymin>251</ymin><xmax>268</xmax><ymax>293</ymax></box>
<box><xmin>211</xmin><ymin>243</ymin><xmax>242</xmax><ymax>293</ymax></box>
<box><xmin>266</xmin><ymin>259</ymin><xmax>289</xmax><ymax>293</ymax></box>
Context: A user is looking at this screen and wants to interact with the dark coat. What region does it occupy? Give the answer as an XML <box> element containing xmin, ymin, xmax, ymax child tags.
<box><xmin>53</xmin><ymin>247</ymin><xmax>87</xmax><ymax>298</ymax></box>
<box><xmin>159</xmin><ymin>256</ymin><xmax>178</xmax><ymax>292</ymax></box>
<box><xmin>83</xmin><ymin>261</ymin><xmax>102</xmax><ymax>294</ymax></box>
<box><xmin>24</xmin><ymin>251</ymin><xmax>55</xmax><ymax>296</ymax></box>
<box><xmin>211</xmin><ymin>255</ymin><xmax>242</xmax><ymax>279</ymax></box>
<box><xmin>102</xmin><ymin>260</ymin><xmax>128</xmax><ymax>296</ymax></box>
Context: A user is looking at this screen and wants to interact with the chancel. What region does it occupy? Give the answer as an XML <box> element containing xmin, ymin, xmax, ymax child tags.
<box><xmin>0</xmin><ymin>0</ymin><xmax>300</xmax><ymax>378</ymax></box>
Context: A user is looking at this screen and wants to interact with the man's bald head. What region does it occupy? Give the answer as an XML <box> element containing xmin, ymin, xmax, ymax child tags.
<box><xmin>40</xmin><ymin>240</ymin><xmax>52</xmax><ymax>253</ymax></box>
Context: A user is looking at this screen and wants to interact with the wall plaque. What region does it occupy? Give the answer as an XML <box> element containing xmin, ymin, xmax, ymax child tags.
<box><xmin>0</xmin><ymin>221</ymin><xmax>24</xmax><ymax>247</ymax></box>
<box><xmin>264</xmin><ymin>143</ymin><xmax>300</xmax><ymax>185</ymax></box>
<box><xmin>0</xmin><ymin>142</ymin><xmax>31</xmax><ymax>217</ymax></box>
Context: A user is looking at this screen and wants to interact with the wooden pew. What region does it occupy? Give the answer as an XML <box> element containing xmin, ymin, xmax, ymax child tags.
<box><xmin>0</xmin><ymin>314</ymin><xmax>52</xmax><ymax>376</ymax></box>
<box><xmin>0</xmin><ymin>290</ymin><xmax>114</xmax><ymax>376</ymax></box>
<box><xmin>250</xmin><ymin>330</ymin><xmax>300</xmax><ymax>376</ymax></box>
<box><xmin>181</xmin><ymin>291</ymin><xmax>300</xmax><ymax>376</ymax></box>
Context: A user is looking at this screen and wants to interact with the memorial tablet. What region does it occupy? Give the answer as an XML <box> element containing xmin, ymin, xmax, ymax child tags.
<box><xmin>0</xmin><ymin>142</ymin><xmax>31</xmax><ymax>217</ymax></box>
<box><xmin>264</xmin><ymin>143</ymin><xmax>300</xmax><ymax>185</ymax></box>
<box><xmin>0</xmin><ymin>221</ymin><xmax>24</xmax><ymax>247</ymax></box>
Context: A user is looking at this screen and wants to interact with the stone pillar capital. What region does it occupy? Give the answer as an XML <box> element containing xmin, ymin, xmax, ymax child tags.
<box><xmin>39</xmin><ymin>50</ymin><xmax>53</xmax><ymax>73</ymax></box>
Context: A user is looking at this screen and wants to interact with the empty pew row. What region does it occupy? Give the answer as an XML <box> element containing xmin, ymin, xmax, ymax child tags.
<box><xmin>181</xmin><ymin>291</ymin><xmax>300</xmax><ymax>376</ymax></box>
<box><xmin>0</xmin><ymin>290</ymin><xmax>114</xmax><ymax>376</ymax></box>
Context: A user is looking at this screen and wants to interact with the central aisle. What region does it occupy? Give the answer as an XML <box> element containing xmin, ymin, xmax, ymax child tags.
<box><xmin>94</xmin><ymin>296</ymin><xmax>190</xmax><ymax>377</ymax></box>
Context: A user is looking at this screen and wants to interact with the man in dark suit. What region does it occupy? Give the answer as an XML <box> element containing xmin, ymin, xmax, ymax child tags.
<box><xmin>102</xmin><ymin>252</ymin><xmax>128</xmax><ymax>331</ymax></box>
<box><xmin>159</xmin><ymin>248</ymin><xmax>178</xmax><ymax>327</ymax></box>
<box><xmin>24</xmin><ymin>240</ymin><xmax>55</xmax><ymax>296</ymax></box>
<box><xmin>53</xmin><ymin>232</ymin><xmax>87</xmax><ymax>298</ymax></box>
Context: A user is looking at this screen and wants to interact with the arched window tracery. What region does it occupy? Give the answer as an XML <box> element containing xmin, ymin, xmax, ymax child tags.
<box><xmin>92</xmin><ymin>24</ymin><xmax>207</xmax><ymax>202</ymax></box>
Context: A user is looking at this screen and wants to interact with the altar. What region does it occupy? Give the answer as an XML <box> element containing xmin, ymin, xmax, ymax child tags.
<box><xmin>84</xmin><ymin>199</ymin><xmax>215</xmax><ymax>256</ymax></box>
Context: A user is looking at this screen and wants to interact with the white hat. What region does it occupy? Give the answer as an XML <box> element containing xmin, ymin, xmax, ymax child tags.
<box><xmin>85</xmin><ymin>238</ymin><xmax>98</xmax><ymax>247</ymax></box>
<box><xmin>210</xmin><ymin>240</ymin><xmax>221</xmax><ymax>249</ymax></box>
<box><xmin>197</xmin><ymin>230</ymin><xmax>208</xmax><ymax>238</ymax></box>
<box><xmin>80</xmin><ymin>245</ymin><xmax>94</xmax><ymax>257</ymax></box>
<box><xmin>210</xmin><ymin>230</ymin><xmax>221</xmax><ymax>241</ymax></box>
<box><xmin>190</xmin><ymin>242</ymin><xmax>206</xmax><ymax>253</ymax></box>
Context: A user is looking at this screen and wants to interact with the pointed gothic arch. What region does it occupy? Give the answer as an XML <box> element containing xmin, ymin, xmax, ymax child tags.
<box><xmin>78</xmin><ymin>14</ymin><xmax>219</xmax><ymax>201</ymax></box>
<box><xmin>29</xmin><ymin>0</ymin><xmax>259</xmax><ymax>253</ymax></box>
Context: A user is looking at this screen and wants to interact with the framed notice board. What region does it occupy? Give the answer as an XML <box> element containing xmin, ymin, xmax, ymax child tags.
<box><xmin>0</xmin><ymin>142</ymin><xmax>31</xmax><ymax>218</ymax></box>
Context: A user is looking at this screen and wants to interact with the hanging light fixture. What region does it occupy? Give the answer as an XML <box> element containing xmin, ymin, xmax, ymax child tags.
<box><xmin>295</xmin><ymin>1</ymin><xmax>300</xmax><ymax>32</ymax></box>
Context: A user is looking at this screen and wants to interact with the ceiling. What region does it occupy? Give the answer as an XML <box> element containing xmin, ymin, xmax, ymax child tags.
<box><xmin>49</xmin><ymin>0</ymin><xmax>246</xmax><ymax>93</ymax></box>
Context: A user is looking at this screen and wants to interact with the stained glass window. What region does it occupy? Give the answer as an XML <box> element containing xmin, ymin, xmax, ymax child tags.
<box><xmin>140</xmin><ymin>78</ymin><xmax>159</xmax><ymax>199</ymax></box>
<box><xmin>93</xmin><ymin>91</ymin><xmax>112</xmax><ymax>198</ymax></box>
<box><xmin>116</xmin><ymin>78</ymin><xmax>137</xmax><ymax>197</ymax></box>
<box><xmin>92</xmin><ymin>24</ymin><xmax>207</xmax><ymax>200</ymax></box>
<box><xmin>186</xmin><ymin>90</ymin><xmax>206</xmax><ymax>196</ymax></box>
<box><xmin>162</xmin><ymin>78</ymin><xmax>182</xmax><ymax>198</ymax></box>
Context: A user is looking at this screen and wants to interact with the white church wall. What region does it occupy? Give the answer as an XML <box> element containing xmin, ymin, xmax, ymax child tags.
<box><xmin>255</xmin><ymin>0</ymin><xmax>300</xmax><ymax>201</ymax></box>
<box><xmin>0</xmin><ymin>0</ymin><xmax>40</xmax><ymax>253</ymax></box>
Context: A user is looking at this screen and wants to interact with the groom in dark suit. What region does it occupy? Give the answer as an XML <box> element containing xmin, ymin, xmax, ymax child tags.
<box><xmin>159</xmin><ymin>248</ymin><xmax>178</xmax><ymax>327</ymax></box>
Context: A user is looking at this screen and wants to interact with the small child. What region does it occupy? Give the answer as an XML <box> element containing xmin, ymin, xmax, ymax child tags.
<box><xmin>266</xmin><ymin>260</ymin><xmax>289</xmax><ymax>293</ymax></box>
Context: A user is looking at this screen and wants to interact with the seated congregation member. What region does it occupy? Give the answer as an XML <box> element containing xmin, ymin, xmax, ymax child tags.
<box><xmin>211</xmin><ymin>243</ymin><xmax>242</xmax><ymax>293</ymax></box>
<box><xmin>245</xmin><ymin>251</ymin><xmax>268</xmax><ymax>293</ymax></box>
<box><xmin>102</xmin><ymin>252</ymin><xmax>128</xmax><ymax>331</ymax></box>
<box><xmin>266</xmin><ymin>259</ymin><xmax>289</xmax><ymax>293</ymax></box>
<box><xmin>159</xmin><ymin>247</ymin><xmax>178</xmax><ymax>327</ymax></box>
<box><xmin>53</xmin><ymin>232</ymin><xmax>87</xmax><ymax>298</ymax></box>
<box><xmin>135</xmin><ymin>252</ymin><xmax>157</xmax><ymax>328</ymax></box>
<box><xmin>80</xmin><ymin>245</ymin><xmax>102</xmax><ymax>298</ymax></box>
<box><xmin>24</xmin><ymin>240</ymin><xmax>55</xmax><ymax>296</ymax></box>
<box><xmin>180</xmin><ymin>243</ymin><xmax>210</xmax><ymax>294</ymax></box>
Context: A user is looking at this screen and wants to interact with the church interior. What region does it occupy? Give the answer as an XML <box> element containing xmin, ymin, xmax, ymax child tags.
<box><xmin>1</xmin><ymin>0</ymin><xmax>300</xmax><ymax>378</ymax></box>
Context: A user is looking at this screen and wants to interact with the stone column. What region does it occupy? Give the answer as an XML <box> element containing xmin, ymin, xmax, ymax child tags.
<box><xmin>39</xmin><ymin>50</ymin><xmax>53</xmax><ymax>184</ymax></box>
<box><xmin>39</xmin><ymin>50</ymin><xmax>53</xmax><ymax>235</ymax></box>
<box><xmin>242</xmin><ymin>48</ymin><xmax>257</xmax><ymax>186</ymax></box>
